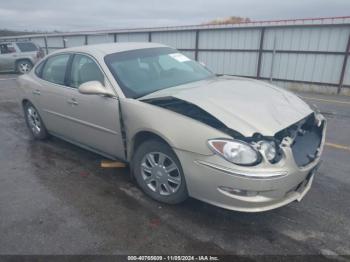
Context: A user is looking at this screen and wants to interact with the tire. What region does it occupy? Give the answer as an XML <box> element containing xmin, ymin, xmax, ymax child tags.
<box><xmin>24</xmin><ymin>102</ymin><xmax>48</xmax><ymax>140</ymax></box>
<box><xmin>16</xmin><ymin>60</ymin><xmax>33</xmax><ymax>74</ymax></box>
<box><xmin>132</xmin><ymin>139</ymin><xmax>188</xmax><ymax>204</ymax></box>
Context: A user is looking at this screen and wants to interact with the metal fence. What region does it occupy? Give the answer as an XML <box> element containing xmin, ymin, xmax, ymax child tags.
<box><xmin>1</xmin><ymin>16</ymin><xmax>350</xmax><ymax>94</ymax></box>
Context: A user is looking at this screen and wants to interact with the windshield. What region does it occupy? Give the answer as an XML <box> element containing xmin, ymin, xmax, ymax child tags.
<box><xmin>104</xmin><ymin>47</ymin><xmax>214</xmax><ymax>98</ymax></box>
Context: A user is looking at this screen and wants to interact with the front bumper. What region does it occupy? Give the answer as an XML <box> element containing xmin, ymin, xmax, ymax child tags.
<box><xmin>174</xmin><ymin>118</ymin><xmax>326</xmax><ymax>213</ymax></box>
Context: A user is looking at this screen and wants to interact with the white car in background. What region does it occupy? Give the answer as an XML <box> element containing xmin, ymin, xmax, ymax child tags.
<box><xmin>0</xmin><ymin>41</ymin><xmax>44</xmax><ymax>74</ymax></box>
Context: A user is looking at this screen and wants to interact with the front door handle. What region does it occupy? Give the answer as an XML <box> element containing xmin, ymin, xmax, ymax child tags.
<box><xmin>32</xmin><ymin>89</ymin><xmax>41</xmax><ymax>95</ymax></box>
<box><xmin>67</xmin><ymin>98</ymin><xmax>78</xmax><ymax>106</ymax></box>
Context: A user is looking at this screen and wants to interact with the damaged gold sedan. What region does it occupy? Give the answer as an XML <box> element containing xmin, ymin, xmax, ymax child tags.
<box><xmin>17</xmin><ymin>43</ymin><xmax>326</xmax><ymax>212</ymax></box>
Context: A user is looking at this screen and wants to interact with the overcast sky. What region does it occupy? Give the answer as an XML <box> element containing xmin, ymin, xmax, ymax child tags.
<box><xmin>1</xmin><ymin>0</ymin><xmax>349</xmax><ymax>31</ymax></box>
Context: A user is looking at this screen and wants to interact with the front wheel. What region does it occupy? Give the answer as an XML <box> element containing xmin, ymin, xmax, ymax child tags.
<box><xmin>132</xmin><ymin>139</ymin><xmax>188</xmax><ymax>204</ymax></box>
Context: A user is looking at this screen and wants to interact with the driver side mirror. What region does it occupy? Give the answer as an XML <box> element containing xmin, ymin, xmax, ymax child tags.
<box><xmin>78</xmin><ymin>81</ymin><xmax>114</xmax><ymax>97</ymax></box>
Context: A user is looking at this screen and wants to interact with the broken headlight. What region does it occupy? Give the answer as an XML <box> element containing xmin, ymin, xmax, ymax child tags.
<box><xmin>208</xmin><ymin>139</ymin><xmax>261</xmax><ymax>166</ymax></box>
<box><xmin>257</xmin><ymin>141</ymin><xmax>277</xmax><ymax>162</ymax></box>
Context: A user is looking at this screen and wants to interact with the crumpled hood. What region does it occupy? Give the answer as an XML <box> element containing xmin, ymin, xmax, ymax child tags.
<box><xmin>140</xmin><ymin>76</ymin><xmax>313</xmax><ymax>137</ymax></box>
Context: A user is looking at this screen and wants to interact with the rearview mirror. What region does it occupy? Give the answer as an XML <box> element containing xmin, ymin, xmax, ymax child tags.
<box><xmin>78</xmin><ymin>81</ymin><xmax>114</xmax><ymax>97</ymax></box>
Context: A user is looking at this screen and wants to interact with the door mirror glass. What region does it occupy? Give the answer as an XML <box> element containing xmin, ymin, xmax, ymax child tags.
<box><xmin>78</xmin><ymin>81</ymin><xmax>114</xmax><ymax>97</ymax></box>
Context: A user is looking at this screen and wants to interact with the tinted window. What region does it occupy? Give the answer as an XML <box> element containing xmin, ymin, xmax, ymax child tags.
<box><xmin>104</xmin><ymin>47</ymin><xmax>214</xmax><ymax>98</ymax></box>
<box><xmin>16</xmin><ymin>42</ymin><xmax>38</xmax><ymax>52</ymax></box>
<box><xmin>42</xmin><ymin>54</ymin><xmax>70</xmax><ymax>85</ymax></box>
<box><xmin>69</xmin><ymin>54</ymin><xmax>104</xmax><ymax>88</ymax></box>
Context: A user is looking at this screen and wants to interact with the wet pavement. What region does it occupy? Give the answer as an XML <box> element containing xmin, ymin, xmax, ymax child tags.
<box><xmin>0</xmin><ymin>74</ymin><xmax>350</xmax><ymax>256</ymax></box>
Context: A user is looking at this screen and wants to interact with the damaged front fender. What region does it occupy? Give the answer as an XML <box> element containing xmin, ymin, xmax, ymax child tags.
<box><xmin>119</xmin><ymin>98</ymin><xmax>233</xmax><ymax>161</ymax></box>
<box><xmin>142</xmin><ymin>96</ymin><xmax>246</xmax><ymax>140</ymax></box>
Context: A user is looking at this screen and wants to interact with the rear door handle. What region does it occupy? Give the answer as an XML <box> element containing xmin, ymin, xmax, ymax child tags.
<box><xmin>32</xmin><ymin>90</ymin><xmax>41</xmax><ymax>95</ymax></box>
<box><xmin>67</xmin><ymin>98</ymin><xmax>78</xmax><ymax>106</ymax></box>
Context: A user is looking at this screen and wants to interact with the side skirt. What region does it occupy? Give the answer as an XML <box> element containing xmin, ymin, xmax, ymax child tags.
<box><xmin>48</xmin><ymin>130</ymin><xmax>128</xmax><ymax>164</ymax></box>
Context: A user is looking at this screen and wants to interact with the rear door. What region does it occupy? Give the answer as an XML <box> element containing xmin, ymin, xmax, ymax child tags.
<box><xmin>36</xmin><ymin>53</ymin><xmax>76</xmax><ymax>139</ymax></box>
<box><xmin>15</xmin><ymin>42</ymin><xmax>39</xmax><ymax>63</ymax></box>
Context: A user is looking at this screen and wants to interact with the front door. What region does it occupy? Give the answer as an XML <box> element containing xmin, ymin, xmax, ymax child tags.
<box><xmin>63</xmin><ymin>53</ymin><xmax>125</xmax><ymax>159</ymax></box>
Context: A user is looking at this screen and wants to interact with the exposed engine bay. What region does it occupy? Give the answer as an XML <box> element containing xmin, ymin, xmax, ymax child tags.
<box><xmin>143</xmin><ymin>96</ymin><xmax>324</xmax><ymax>167</ymax></box>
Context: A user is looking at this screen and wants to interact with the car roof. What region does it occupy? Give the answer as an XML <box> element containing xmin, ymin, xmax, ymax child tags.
<box><xmin>0</xmin><ymin>41</ymin><xmax>34</xmax><ymax>44</ymax></box>
<box><xmin>52</xmin><ymin>42</ymin><xmax>169</xmax><ymax>57</ymax></box>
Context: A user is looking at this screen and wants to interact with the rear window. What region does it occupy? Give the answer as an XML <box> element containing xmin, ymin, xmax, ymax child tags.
<box><xmin>16</xmin><ymin>42</ymin><xmax>38</xmax><ymax>52</ymax></box>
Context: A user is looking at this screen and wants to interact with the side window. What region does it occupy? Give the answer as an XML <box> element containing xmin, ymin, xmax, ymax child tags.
<box><xmin>35</xmin><ymin>61</ymin><xmax>45</xmax><ymax>77</ymax></box>
<box><xmin>69</xmin><ymin>54</ymin><xmax>104</xmax><ymax>88</ymax></box>
<box><xmin>16</xmin><ymin>42</ymin><xmax>38</xmax><ymax>52</ymax></box>
<box><xmin>41</xmin><ymin>54</ymin><xmax>70</xmax><ymax>85</ymax></box>
<box><xmin>0</xmin><ymin>44</ymin><xmax>16</xmax><ymax>54</ymax></box>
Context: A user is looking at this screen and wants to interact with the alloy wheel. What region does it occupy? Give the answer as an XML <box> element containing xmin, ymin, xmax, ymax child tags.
<box><xmin>26</xmin><ymin>106</ymin><xmax>41</xmax><ymax>135</ymax></box>
<box><xmin>18</xmin><ymin>62</ymin><xmax>32</xmax><ymax>74</ymax></box>
<box><xmin>141</xmin><ymin>152</ymin><xmax>181</xmax><ymax>196</ymax></box>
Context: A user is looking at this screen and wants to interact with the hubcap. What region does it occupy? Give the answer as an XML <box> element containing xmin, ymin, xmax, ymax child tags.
<box><xmin>19</xmin><ymin>63</ymin><xmax>31</xmax><ymax>73</ymax></box>
<box><xmin>26</xmin><ymin>106</ymin><xmax>41</xmax><ymax>135</ymax></box>
<box><xmin>141</xmin><ymin>152</ymin><xmax>181</xmax><ymax>196</ymax></box>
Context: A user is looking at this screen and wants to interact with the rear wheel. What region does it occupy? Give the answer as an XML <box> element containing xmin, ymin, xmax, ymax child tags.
<box><xmin>132</xmin><ymin>139</ymin><xmax>188</xmax><ymax>204</ymax></box>
<box><xmin>24</xmin><ymin>102</ymin><xmax>48</xmax><ymax>140</ymax></box>
<box><xmin>17</xmin><ymin>60</ymin><xmax>33</xmax><ymax>74</ymax></box>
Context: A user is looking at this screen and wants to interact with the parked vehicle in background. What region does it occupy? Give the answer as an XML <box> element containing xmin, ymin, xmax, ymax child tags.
<box><xmin>0</xmin><ymin>41</ymin><xmax>44</xmax><ymax>74</ymax></box>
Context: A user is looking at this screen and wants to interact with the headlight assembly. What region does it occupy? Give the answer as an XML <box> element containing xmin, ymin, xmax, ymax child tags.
<box><xmin>208</xmin><ymin>139</ymin><xmax>261</xmax><ymax>166</ymax></box>
<box><xmin>257</xmin><ymin>140</ymin><xmax>277</xmax><ymax>162</ymax></box>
